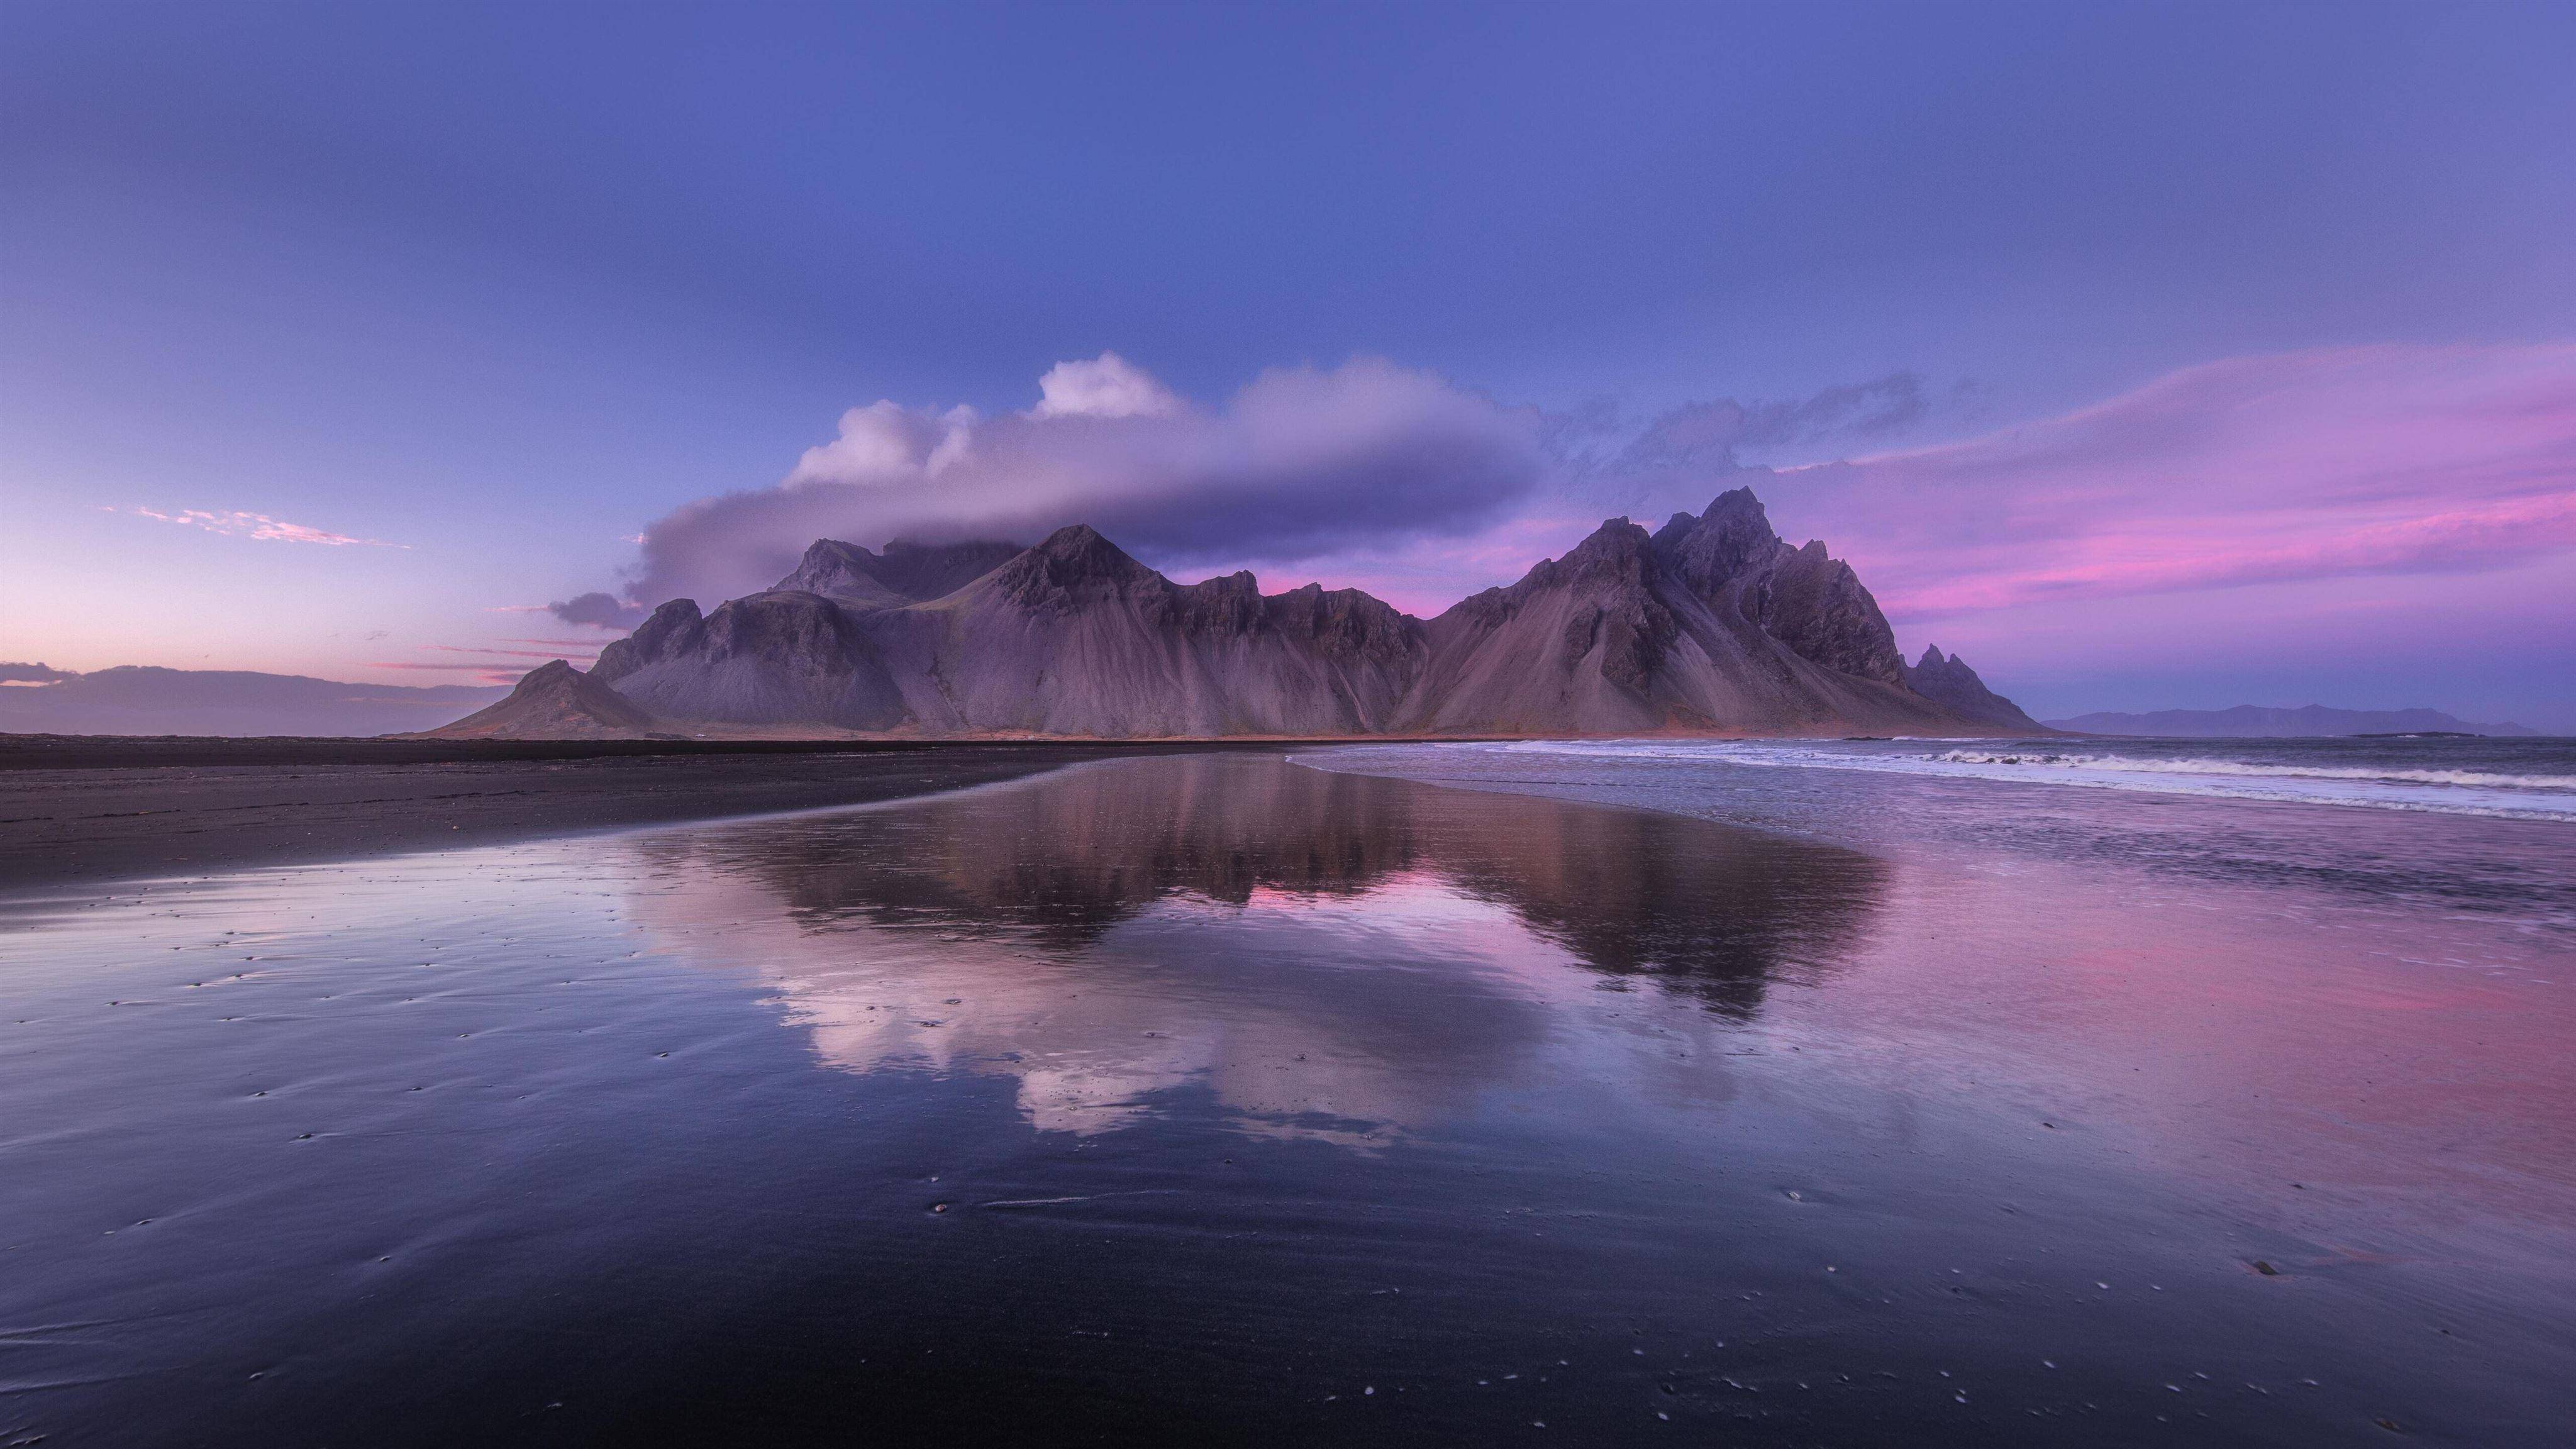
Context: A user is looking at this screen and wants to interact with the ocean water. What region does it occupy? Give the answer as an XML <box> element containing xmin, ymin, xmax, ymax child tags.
<box><xmin>1313</xmin><ymin>736</ymin><xmax>2576</xmax><ymax>944</ymax></box>
<box><xmin>4</xmin><ymin>752</ymin><xmax>2571</xmax><ymax>1445</ymax></box>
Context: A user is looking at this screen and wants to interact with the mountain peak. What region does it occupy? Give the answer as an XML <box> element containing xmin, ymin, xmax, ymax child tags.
<box><xmin>1651</xmin><ymin>491</ymin><xmax>1787</xmax><ymax>592</ymax></box>
<box><xmin>776</xmin><ymin>536</ymin><xmax>1021</xmax><ymax>605</ymax></box>
<box><xmin>996</xmin><ymin>523</ymin><xmax>1163</xmax><ymax>609</ymax></box>
<box><xmin>1036</xmin><ymin>522</ymin><xmax>1113</xmax><ymax>554</ymax></box>
<box><xmin>1561</xmin><ymin>517</ymin><xmax>1656</xmax><ymax>572</ymax></box>
<box><xmin>1029</xmin><ymin>523</ymin><xmax>1154</xmax><ymax>579</ymax></box>
<box><xmin>1703</xmin><ymin>485</ymin><xmax>1772</xmax><ymax>529</ymax></box>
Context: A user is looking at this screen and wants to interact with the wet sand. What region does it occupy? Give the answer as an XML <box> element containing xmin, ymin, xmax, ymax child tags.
<box><xmin>3</xmin><ymin>753</ymin><xmax>2569</xmax><ymax>1446</ymax></box>
<box><xmin>0</xmin><ymin>737</ymin><xmax>1296</xmax><ymax>892</ymax></box>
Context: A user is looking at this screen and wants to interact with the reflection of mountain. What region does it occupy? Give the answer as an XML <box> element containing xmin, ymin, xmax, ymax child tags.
<box><xmin>667</xmin><ymin>756</ymin><xmax>1882</xmax><ymax>1007</ymax></box>
<box><xmin>625</xmin><ymin>755</ymin><xmax>1884</xmax><ymax>1141</ymax></box>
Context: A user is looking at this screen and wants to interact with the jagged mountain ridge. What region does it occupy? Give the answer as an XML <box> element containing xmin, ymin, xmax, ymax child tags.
<box><xmin>1406</xmin><ymin>492</ymin><xmax>1951</xmax><ymax>735</ymax></box>
<box><xmin>503</xmin><ymin>488</ymin><xmax>2039</xmax><ymax>739</ymax></box>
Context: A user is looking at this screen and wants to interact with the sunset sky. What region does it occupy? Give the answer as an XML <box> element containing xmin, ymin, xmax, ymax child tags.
<box><xmin>4</xmin><ymin>3</ymin><xmax>2572</xmax><ymax>726</ymax></box>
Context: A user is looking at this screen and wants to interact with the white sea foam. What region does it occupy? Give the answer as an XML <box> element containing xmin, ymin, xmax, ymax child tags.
<box><xmin>1464</xmin><ymin>738</ymin><xmax>2576</xmax><ymax>823</ymax></box>
<box><xmin>1928</xmin><ymin>750</ymin><xmax>2576</xmax><ymax>791</ymax></box>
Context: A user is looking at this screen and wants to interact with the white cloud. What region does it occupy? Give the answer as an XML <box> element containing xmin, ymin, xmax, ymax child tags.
<box><xmin>625</xmin><ymin>353</ymin><xmax>1545</xmax><ymax>608</ymax></box>
<box><xmin>1028</xmin><ymin>351</ymin><xmax>1181</xmax><ymax>420</ymax></box>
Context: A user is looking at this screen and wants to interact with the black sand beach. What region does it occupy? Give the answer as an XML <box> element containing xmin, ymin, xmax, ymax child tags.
<box><xmin>0</xmin><ymin>736</ymin><xmax>1292</xmax><ymax>892</ymax></box>
<box><xmin>3</xmin><ymin>747</ymin><xmax>2570</xmax><ymax>1446</ymax></box>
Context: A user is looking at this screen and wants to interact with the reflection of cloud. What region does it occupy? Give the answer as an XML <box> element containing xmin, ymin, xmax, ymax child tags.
<box><xmin>630</xmin><ymin>860</ymin><xmax>1596</xmax><ymax>1145</ymax></box>
<box><xmin>620</xmin><ymin>757</ymin><xmax>1884</xmax><ymax>1145</ymax></box>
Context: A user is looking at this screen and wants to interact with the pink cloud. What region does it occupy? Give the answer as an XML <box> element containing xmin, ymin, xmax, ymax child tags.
<box><xmin>1159</xmin><ymin>345</ymin><xmax>2576</xmax><ymax>636</ymax></box>
<box><xmin>1758</xmin><ymin>343</ymin><xmax>2576</xmax><ymax>619</ymax></box>
<box><xmin>418</xmin><ymin>645</ymin><xmax>598</xmax><ymax>662</ymax></box>
<box><xmin>112</xmin><ymin>506</ymin><xmax>401</xmax><ymax>547</ymax></box>
<box><xmin>368</xmin><ymin>662</ymin><xmax>528</xmax><ymax>685</ymax></box>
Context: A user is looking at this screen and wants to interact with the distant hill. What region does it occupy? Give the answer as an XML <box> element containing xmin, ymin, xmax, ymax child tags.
<box><xmin>0</xmin><ymin>665</ymin><xmax>509</xmax><ymax>738</ymax></box>
<box><xmin>2046</xmin><ymin>704</ymin><xmax>2537</xmax><ymax>738</ymax></box>
<box><xmin>438</xmin><ymin>488</ymin><xmax>2046</xmax><ymax>740</ymax></box>
<box><xmin>426</xmin><ymin>660</ymin><xmax>672</xmax><ymax>740</ymax></box>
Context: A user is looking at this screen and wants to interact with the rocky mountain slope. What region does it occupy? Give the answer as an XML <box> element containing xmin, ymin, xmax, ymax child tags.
<box><xmin>446</xmin><ymin>489</ymin><xmax>2041</xmax><ymax>740</ymax></box>
<box><xmin>594</xmin><ymin>528</ymin><xmax>1431</xmax><ymax>735</ymax></box>
<box><xmin>1903</xmin><ymin>646</ymin><xmax>2045</xmax><ymax>731</ymax></box>
<box><xmin>1406</xmin><ymin>491</ymin><xmax>1958</xmax><ymax>735</ymax></box>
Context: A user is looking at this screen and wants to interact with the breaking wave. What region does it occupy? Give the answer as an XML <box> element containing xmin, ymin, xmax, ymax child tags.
<box><xmin>1930</xmin><ymin>750</ymin><xmax>2576</xmax><ymax>792</ymax></box>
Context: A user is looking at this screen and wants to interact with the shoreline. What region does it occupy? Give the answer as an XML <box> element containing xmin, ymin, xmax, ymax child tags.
<box><xmin>0</xmin><ymin>723</ymin><xmax>2065</xmax><ymax>774</ymax></box>
<box><xmin>0</xmin><ymin>741</ymin><xmax>1311</xmax><ymax>894</ymax></box>
<box><xmin>0</xmin><ymin>733</ymin><xmax>1462</xmax><ymax>773</ymax></box>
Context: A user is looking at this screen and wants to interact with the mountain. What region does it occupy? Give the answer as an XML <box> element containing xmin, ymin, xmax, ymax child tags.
<box><xmin>452</xmin><ymin>489</ymin><xmax>2043</xmax><ymax>740</ymax></box>
<box><xmin>425</xmin><ymin>660</ymin><xmax>672</xmax><ymax>739</ymax></box>
<box><xmin>2046</xmin><ymin>705</ymin><xmax>2538</xmax><ymax>738</ymax></box>
<box><xmin>1904</xmin><ymin>647</ymin><xmax>2044</xmax><ymax>731</ymax></box>
<box><xmin>594</xmin><ymin>528</ymin><xmax>1433</xmax><ymax>735</ymax></box>
<box><xmin>1406</xmin><ymin>492</ymin><xmax>1961</xmax><ymax>734</ymax></box>
<box><xmin>0</xmin><ymin>666</ymin><xmax>508</xmax><ymax>738</ymax></box>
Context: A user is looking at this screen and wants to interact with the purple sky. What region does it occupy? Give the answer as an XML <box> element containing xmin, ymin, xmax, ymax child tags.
<box><xmin>4</xmin><ymin>4</ymin><xmax>2572</xmax><ymax>727</ymax></box>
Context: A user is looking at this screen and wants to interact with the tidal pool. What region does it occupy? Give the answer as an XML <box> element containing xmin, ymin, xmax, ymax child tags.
<box><xmin>3</xmin><ymin>755</ymin><xmax>2567</xmax><ymax>1445</ymax></box>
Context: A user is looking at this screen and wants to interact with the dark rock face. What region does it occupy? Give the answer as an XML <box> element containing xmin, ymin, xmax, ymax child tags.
<box><xmin>1406</xmin><ymin>492</ymin><xmax>1972</xmax><ymax>735</ymax></box>
<box><xmin>990</xmin><ymin>525</ymin><xmax>1170</xmax><ymax>613</ymax></box>
<box><xmin>1902</xmin><ymin>647</ymin><xmax>2043</xmax><ymax>731</ymax></box>
<box><xmin>1407</xmin><ymin>520</ymin><xmax>1687</xmax><ymax>732</ymax></box>
<box><xmin>459</xmin><ymin>489</ymin><xmax>2049</xmax><ymax>738</ymax></box>
<box><xmin>1650</xmin><ymin>488</ymin><xmax>1906</xmax><ymax>686</ymax></box>
<box><xmin>429</xmin><ymin>660</ymin><xmax>665</xmax><ymax>740</ymax></box>
<box><xmin>886</xmin><ymin>526</ymin><xmax>1433</xmax><ymax>736</ymax></box>
<box><xmin>778</xmin><ymin>538</ymin><xmax>1024</xmax><ymax>609</ymax></box>
<box><xmin>593</xmin><ymin>592</ymin><xmax>906</xmax><ymax>728</ymax></box>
